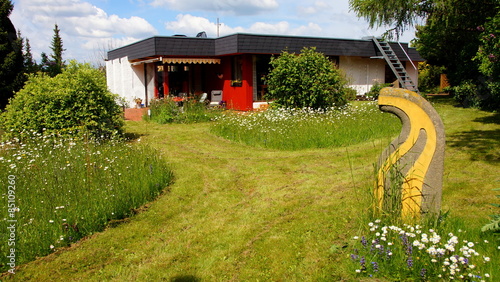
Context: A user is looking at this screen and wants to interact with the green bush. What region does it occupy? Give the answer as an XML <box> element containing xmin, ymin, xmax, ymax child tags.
<box><xmin>265</xmin><ymin>47</ymin><xmax>349</xmax><ymax>109</ymax></box>
<box><xmin>0</xmin><ymin>61</ymin><xmax>123</xmax><ymax>140</ymax></box>
<box><xmin>366</xmin><ymin>82</ymin><xmax>393</xmax><ymax>99</ymax></box>
<box><xmin>418</xmin><ymin>63</ymin><xmax>446</xmax><ymax>94</ymax></box>
<box><xmin>450</xmin><ymin>80</ymin><xmax>483</xmax><ymax>108</ymax></box>
<box><xmin>149</xmin><ymin>97</ymin><xmax>221</xmax><ymax>124</ymax></box>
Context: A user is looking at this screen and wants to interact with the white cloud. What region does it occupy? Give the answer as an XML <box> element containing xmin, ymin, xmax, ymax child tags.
<box><xmin>150</xmin><ymin>0</ymin><xmax>278</xmax><ymax>15</ymax></box>
<box><xmin>165</xmin><ymin>14</ymin><xmax>323</xmax><ymax>37</ymax></box>
<box><xmin>10</xmin><ymin>0</ymin><xmax>157</xmax><ymax>62</ymax></box>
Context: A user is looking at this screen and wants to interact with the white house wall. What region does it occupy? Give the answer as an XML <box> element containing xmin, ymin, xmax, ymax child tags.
<box><xmin>339</xmin><ymin>56</ymin><xmax>386</xmax><ymax>95</ymax></box>
<box><xmin>106</xmin><ymin>57</ymin><xmax>155</xmax><ymax>108</ymax></box>
<box><xmin>405</xmin><ymin>61</ymin><xmax>419</xmax><ymax>88</ymax></box>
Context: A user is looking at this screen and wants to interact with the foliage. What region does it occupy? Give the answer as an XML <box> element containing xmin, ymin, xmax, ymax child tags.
<box><xmin>449</xmin><ymin>81</ymin><xmax>481</xmax><ymax>108</ymax></box>
<box><xmin>0</xmin><ymin>0</ymin><xmax>25</xmax><ymax>108</ymax></box>
<box><xmin>350</xmin><ymin>220</ymin><xmax>493</xmax><ymax>280</ymax></box>
<box><xmin>148</xmin><ymin>97</ymin><xmax>222</xmax><ymax>124</ymax></box>
<box><xmin>265</xmin><ymin>47</ymin><xmax>349</xmax><ymax>109</ymax></box>
<box><xmin>1</xmin><ymin>97</ymin><xmax>499</xmax><ymax>280</ymax></box>
<box><xmin>475</xmin><ymin>14</ymin><xmax>500</xmax><ymax>79</ymax></box>
<box><xmin>418</xmin><ymin>62</ymin><xmax>445</xmax><ymax>94</ymax></box>
<box><xmin>348</xmin><ymin>0</ymin><xmax>427</xmax><ymax>39</ymax></box>
<box><xmin>349</xmin><ymin>0</ymin><xmax>499</xmax><ymax>109</ymax></box>
<box><xmin>365</xmin><ymin>82</ymin><xmax>393</xmax><ymax>99</ymax></box>
<box><xmin>211</xmin><ymin>102</ymin><xmax>400</xmax><ymax>150</ymax></box>
<box><xmin>0</xmin><ymin>133</ymin><xmax>173</xmax><ymax>272</ymax></box>
<box><xmin>22</xmin><ymin>37</ymin><xmax>37</xmax><ymax>74</ymax></box>
<box><xmin>482</xmin><ymin>188</ymin><xmax>500</xmax><ymax>233</ymax></box>
<box><xmin>0</xmin><ymin>61</ymin><xmax>124</xmax><ymax>140</ymax></box>
<box><xmin>39</xmin><ymin>24</ymin><xmax>65</xmax><ymax>77</ymax></box>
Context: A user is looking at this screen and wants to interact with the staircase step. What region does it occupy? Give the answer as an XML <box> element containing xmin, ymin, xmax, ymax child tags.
<box><xmin>371</xmin><ymin>37</ymin><xmax>419</xmax><ymax>94</ymax></box>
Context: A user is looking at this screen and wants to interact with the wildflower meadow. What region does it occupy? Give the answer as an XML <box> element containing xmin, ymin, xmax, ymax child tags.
<box><xmin>0</xmin><ymin>131</ymin><xmax>172</xmax><ymax>272</ymax></box>
<box><xmin>350</xmin><ymin>219</ymin><xmax>498</xmax><ymax>281</ymax></box>
<box><xmin>210</xmin><ymin>102</ymin><xmax>401</xmax><ymax>150</ymax></box>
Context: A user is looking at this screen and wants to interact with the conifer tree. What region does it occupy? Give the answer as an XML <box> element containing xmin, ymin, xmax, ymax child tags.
<box><xmin>0</xmin><ymin>0</ymin><xmax>24</xmax><ymax>108</ymax></box>
<box><xmin>23</xmin><ymin>37</ymin><xmax>37</xmax><ymax>73</ymax></box>
<box><xmin>49</xmin><ymin>23</ymin><xmax>65</xmax><ymax>75</ymax></box>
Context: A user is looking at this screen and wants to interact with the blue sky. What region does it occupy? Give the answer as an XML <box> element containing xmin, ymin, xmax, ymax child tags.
<box><xmin>10</xmin><ymin>0</ymin><xmax>417</xmax><ymax>64</ymax></box>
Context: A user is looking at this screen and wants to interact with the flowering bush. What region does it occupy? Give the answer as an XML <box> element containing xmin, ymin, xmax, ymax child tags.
<box><xmin>350</xmin><ymin>220</ymin><xmax>493</xmax><ymax>280</ymax></box>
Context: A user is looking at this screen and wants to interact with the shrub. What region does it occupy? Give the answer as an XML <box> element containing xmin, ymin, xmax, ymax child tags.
<box><xmin>0</xmin><ymin>61</ymin><xmax>124</xmax><ymax>140</ymax></box>
<box><xmin>418</xmin><ymin>62</ymin><xmax>446</xmax><ymax>94</ymax></box>
<box><xmin>265</xmin><ymin>47</ymin><xmax>349</xmax><ymax>109</ymax></box>
<box><xmin>366</xmin><ymin>82</ymin><xmax>393</xmax><ymax>99</ymax></box>
<box><xmin>149</xmin><ymin>97</ymin><xmax>221</xmax><ymax>124</ymax></box>
<box><xmin>450</xmin><ymin>80</ymin><xmax>483</xmax><ymax>108</ymax></box>
<box><xmin>482</xmin><ymin>188</ymin><xmax>500</xmax><ymax>233</ymax></box>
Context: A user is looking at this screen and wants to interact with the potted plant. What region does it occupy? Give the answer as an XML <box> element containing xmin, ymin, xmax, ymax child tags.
<box><xmin>134</xmin><ymin>97</ymin><xmax>143</xmax><ymax>108</ymax></box>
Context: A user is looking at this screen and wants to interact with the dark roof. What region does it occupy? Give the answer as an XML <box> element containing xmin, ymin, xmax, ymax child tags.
<box><xmin>107</xmin><ymin>33</ymin><xmax>423</xmax><ymax>62</ymax></box>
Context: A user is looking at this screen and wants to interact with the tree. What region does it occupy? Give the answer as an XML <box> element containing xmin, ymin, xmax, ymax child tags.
<box><xmin>0</xmin><ymin>0</ymin><xmax>25</xmax><ymax>108</ymax></box>
<box><xmin>265</xmin><ymin>47</ymin><xmax>349</xmax><ymax>109</ymax></box>
<box><xmin>349</xmin><ymin>0</ymin><xmax>500</xmax><ymax>109</ymax></box>
<box><xmin>23</xmin><ymin>37</ymin><xmax>37</xmax><ymax>73</ymax></box>
<box><xmin>50</xmin><ymin>24</ymin><xmax>65</xmax><ymax>74</ymax></box>
<box><xmin>40</xmin><ymin>24</ymin><xmax>65</xmax><ymax>76</ymax></box>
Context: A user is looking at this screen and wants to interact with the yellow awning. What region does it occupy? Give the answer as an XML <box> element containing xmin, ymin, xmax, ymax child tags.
<box><xmin>162</xmin><ymin>58</ymin><xmax>220</xmax><ymax>64</ymax></box>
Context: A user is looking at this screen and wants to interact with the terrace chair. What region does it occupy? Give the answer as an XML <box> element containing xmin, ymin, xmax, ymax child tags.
<box><xmin>210</xmin><ymin>90</ymin><xmax>223</xmax><ymax>107</ymax></box>
<box><xmin>199</xmin><ymin>92</ymin><xmax>208</xmax><ymax>103</ymax></box>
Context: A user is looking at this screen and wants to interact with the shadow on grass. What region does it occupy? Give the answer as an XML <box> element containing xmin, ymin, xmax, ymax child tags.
<box><xmin>170</xmin><ymin>275</ymin><xmax>201</xmax><ymax>282</ymax></box>
<box><xmin>123</xmin><ymin>131</ymin><xmax>144</xmax><ymax>141</ymax></box>
<box><xmin>473</xmin><ymin>112</ymin><xmax>500</xmax><ymax>125</ymax></box>
<box><xmin>448</xmin><ymin>129</ymin><xmax>500</xmax><ymax>163</ymax></box>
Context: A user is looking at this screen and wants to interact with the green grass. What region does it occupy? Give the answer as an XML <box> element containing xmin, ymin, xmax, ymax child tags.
<box><xmin>0</xmin><ymin>135</ymin><xmax>173</xmax><ymax>273</ymax></box>
<box><xmin>1</xmin><ymin>97</ymin><xmax>499</xmax><ymax>281</ymax></box>
<box><xmin>148</xmin><ymin>97</ymin><xmax>223</xmax><ymax>124</ymax></box>
<box><xmin>210</xmin><ymin>102</ymin><xmax>401</xmax><ymax>150</ymax></box>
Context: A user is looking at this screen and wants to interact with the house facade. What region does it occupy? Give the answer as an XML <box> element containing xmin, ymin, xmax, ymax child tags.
<box><xmin>106</xmin><ymin>33</ymin><xmax>423</xmax><ymax>111</ymax></box>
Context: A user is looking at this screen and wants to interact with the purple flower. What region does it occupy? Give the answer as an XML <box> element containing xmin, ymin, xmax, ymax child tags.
<box><xmin>350</xmin><ymin>253</ymin><xmax>359</xmax><ymax>261</ymax></box>
<box><xmin>420</xmin><ymin>268</ymin><xmax>427</xmax><ymax>278</ymax></box>
<box><xmin>371</xmin><ymin>261</ymin><xmax>379</xmax><ymax>272</ymax></box>
<box><xmin>361</xmin><ymin>236</ymin><xmax>367</xmax><ymax>247</ymax></box>
<box><xmin>360</xmin><ymin>256</ymin><xmax>367</xmax><ymax>271</ymax></box>
<box><xmin>407</xmin><ymin>256</ymin><xmax>413</xmax><ymax>268</ymax></box>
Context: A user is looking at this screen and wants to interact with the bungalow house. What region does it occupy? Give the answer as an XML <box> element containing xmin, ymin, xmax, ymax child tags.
<box><xmin>106</xmin><ymin>33</ymin><xmax>423</xmax><ymax>111</ymax></box>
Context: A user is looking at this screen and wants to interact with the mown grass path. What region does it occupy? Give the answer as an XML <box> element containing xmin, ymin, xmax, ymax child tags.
<box><xmin>4</xmin><ymin>98</ymin><xmax>499</xmax><ymax>281</ymax></box>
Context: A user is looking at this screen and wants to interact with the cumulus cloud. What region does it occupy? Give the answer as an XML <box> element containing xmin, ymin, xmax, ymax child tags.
<box><xmin>165</xmin><ymin>14</ymin><xmax>323</xmax><ymax>37</ymax></box>
<box><xmin>150</xmin><ymin>0</ymin><xmax>278</xmax><ymax>15</ymax></box>
<box><xmin>10</xmin><ymin>0</ymin><xmax>157</xmax><ymax>62</ymax></box>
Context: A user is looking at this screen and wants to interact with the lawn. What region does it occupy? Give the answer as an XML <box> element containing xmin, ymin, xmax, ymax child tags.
<box><xmin>1</xmin><ymin>97</ymin><xmax>499</xmax><ymax>280</ymax></box>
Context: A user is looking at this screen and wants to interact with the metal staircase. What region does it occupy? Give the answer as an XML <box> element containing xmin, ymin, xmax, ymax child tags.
<box><xmin>370</xmin><ymin>37</ymin><xmax>419</xmax><ymax>93</ymax></box>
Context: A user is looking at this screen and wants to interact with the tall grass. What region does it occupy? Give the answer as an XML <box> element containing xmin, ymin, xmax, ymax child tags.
<box><xmin>0</xmin><ymin>132</ymin><xmax>173</xmax><ymax>272</ymax></box>
<box><xmin>210</xmin><ymin>101</ymin><xmax>401</xmax><ymax>150</ymax></box>
<box><xmin>148</xmin><ymin>97</ymin><xmax>222</xmax><ymax>124</ymax></box>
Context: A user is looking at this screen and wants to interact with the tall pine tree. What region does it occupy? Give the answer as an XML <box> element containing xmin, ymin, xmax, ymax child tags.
<box><xmin>49</xmin><ymin>23</ymin><xmax>64</xmax><ymax>75</ymax></box>
<box><xmin>0</xmin><ymin>0</ymin><xmax>24</xmax><ymax>108</ymax></box>
<box><xmin>23</xmin><ymin>37</ymin><xmax>37</xmax><ymax>73</ymax></box>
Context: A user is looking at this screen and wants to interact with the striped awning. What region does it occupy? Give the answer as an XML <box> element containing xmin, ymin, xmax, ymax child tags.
<box><xmin>162</xmin><ymin>58</ymin><xmax>221</xmax><ymax>64</ymax></box>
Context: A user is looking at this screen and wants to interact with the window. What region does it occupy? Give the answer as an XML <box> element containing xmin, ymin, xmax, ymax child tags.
<box><xmin>231</xmin><ymin>56</ymin><xmax>243</xmax><ymax>86</ymax></box>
